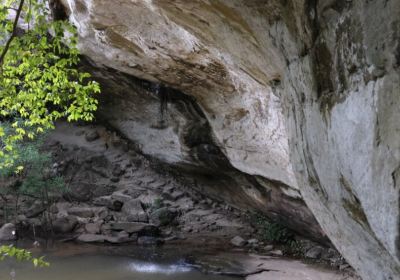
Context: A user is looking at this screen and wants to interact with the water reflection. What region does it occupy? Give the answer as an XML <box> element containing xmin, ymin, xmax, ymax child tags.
<box><xmin>127</xmin><ymin>260</ymin><xmax>192</xmax><ymax>274</ymax></box>
<box><xmin>0</xmin><ymin>244</ymin><xmax>240</xmax><ymax>280</ymax></box>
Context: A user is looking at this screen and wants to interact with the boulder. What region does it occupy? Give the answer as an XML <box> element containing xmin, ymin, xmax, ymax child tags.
<box><xmin>85</xmin><ymin>222</ymin><xmax>102</xmax><ymax>234</ymax></box>
<box><xmin>162</xmin><ymin>190</ymin><xmax>184</xmax><ymax>202</ymax></box>
<box><xmin>85</xmin><ymin>131</ymin><xmax>99</xmax><ymax>142</ymax></box>
<box><xmin>305</xmin><ymin>246</ymin><xmax>324</xmax><ymax>259</ymax></box>
<box><xmin>53</xmin><ymin>216</ymin><xmax>78</xmax><ymax>233</ymax></box>
<box><xmin>94</xmin><ymin>207</ymin><xmax>109</xmax><ymax>220</ymax></box>
<box><xmin>65</xmin><ymin>183</ymin><xmax>93</xmax><ymax>202</ymax></box>
<box><xmin>93</xmin><ymin>196</ymin><xmax>112</xmax><ymax>207</ymax></box>
<box><xmin>109</xmin><ymin>222</ymin><xmax>158</xmax><ymax>235</ymax></box>
<box><xmin>105</xmin><ymin>231</ymin><xmax>133</xmax><ymax>244</ymax></box>
<box><xmin>270</xmin><ymin>250</ymin><xmax>283</xmax><ymax>256</ymax></box>
<box><xmin>230</xmin><ymin>236</ymin><xmax>247</xmax><ymax>247</ymax></box>
<box><xmin>77</xmin><ymin>234</ymin><xmax>105</xmax><ymax>243</ymax></box>
<box><xmin>111</xmin><ymin>191</ymin><xmax>132</xmax><ymax>203</ymax></box>
<box><xmin>264</xmin><ymin>245</ymin><xmax>274</xmax><ymax>251</ymax></box>
<box><xmin>0</xmin><ymin>223</ymin><xmax>16</xmax><ymax>241</ymax></box>
<box><xmin>121</xmin><ymin>199</ymin><xmax>148</xmax><ymax>223</ymax></box>
<box><xmin>68</xmin><ymin>207</ymin><xmax>94</xmax><ymax>218</ymax></box>
<box><xmin>93</xmin><ymin>196</ymin><xmax>121</xmax><ymax>211</ymax></box>
<box><xmin>247</xmin><ymin>239</ymin><xmax>259</xmax><ymax>246</ymax></box>
<box><xmin>25</xmin><ymin>202</ymin><xmax>45</xmax><ymax>218</ymax></box>
<box><xmin>112</xmin><ymin>164</ymin><xmax>125</xmax><ymax>177</ymax></box>
<box><xmin>150</xmin><ymin>207</ymin><xmax>177</xmax><ymax>226</ymax></box>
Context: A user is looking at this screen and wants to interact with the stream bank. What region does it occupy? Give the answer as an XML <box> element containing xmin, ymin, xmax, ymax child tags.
<box><xmin>0</xmin><ymin>121</ymin><xmax>358</xmax><ymax>279</ymax></box>
<box><xmin>0</xmin><ymin>242</ymin><xmax>357</xmax><ymax>280</ymax></box>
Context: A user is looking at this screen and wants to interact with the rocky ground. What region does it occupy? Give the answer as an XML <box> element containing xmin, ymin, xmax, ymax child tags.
<box><xmin>0</xmin><ymin>121</ymin><xmax>358</xmax><ymax>279</ymax></box>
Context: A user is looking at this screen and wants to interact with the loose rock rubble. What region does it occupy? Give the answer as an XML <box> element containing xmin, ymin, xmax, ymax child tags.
<box><xmin>0</xmin><ymin>122</ymin><xmax>353</xmax><ymax>274</ymax></box>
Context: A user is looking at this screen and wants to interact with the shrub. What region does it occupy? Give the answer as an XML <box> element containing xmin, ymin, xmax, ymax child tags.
<box><xmin>251</xmin><ymin>212</ymin><xmax>295</xmax><ymax>244</ymax></box>
<box><xmin>0</xmin><ymin>130</ymin><xmax>65</xmax><ymax>223</ymax></box>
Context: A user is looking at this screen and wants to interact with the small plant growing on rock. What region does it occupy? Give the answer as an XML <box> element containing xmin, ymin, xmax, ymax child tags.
<box><xmin>152</xmin><ymin>197</ymin><xmax>163</xmax><ymax>210</ymax></box>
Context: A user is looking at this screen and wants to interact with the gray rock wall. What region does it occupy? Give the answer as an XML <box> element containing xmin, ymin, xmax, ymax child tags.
<box><xmin>59</xmin><ymin>0</ymin><xmax>400</xmax><ymax>279</ymax></box>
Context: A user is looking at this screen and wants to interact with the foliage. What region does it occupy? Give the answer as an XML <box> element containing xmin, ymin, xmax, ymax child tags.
<box><xmin>0</xmin><ymin>126</ymin><xmax>65</xmax><ymax>223</ymax></box>
<box><xmin>251</xmin><ymin>212</ymin><xmax>295</xmax><ymax>244</ymax></box>
<box><xmin>0</xmin><ymin>124</ymin><xmax>65</xmax><ymax>196</ymax></box>
<box><xmin>0</xmin><ymin>0</ymin><xmax>100</xmax><ymax>170</ymax></box>
<box><xmin>0</xmin><ymin>245</ymin><xmax>49</xmax><ymax>267</ymax></box>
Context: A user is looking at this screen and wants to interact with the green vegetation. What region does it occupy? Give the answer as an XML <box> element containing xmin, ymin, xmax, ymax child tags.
<box><xmin>0</xmin><ymin>128</ymin><xmax>65</xmax><ymax>225</ymax></box>
<box><xmin>0</xmin><ymin>0</ymin><xmax>100</xmax><ymax>171</ymax></box>
<box><xmin>152</xmin><ymin>197</ymin><xmax>163</xmax><ymax>210</ymax></box>
<box><xmin>251</xmin><ymin>212</ymin><xmax>295</xmax><ymax>244</ymax></box>
<box><xmin>0</xmin><ymin>245</ymin><xmax>49</xmax><ymax>267</ymax></box>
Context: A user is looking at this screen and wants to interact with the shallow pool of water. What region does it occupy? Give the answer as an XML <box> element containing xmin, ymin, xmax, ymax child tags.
<box><xmin>0</xmin><ymin>244</ymin><xmax>240</xmax><ymax>280</ymax></box>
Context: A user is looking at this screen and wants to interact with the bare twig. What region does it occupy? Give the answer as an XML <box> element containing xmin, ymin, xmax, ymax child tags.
<box><xmin>0</xmin><ymin>0</ymin><xmax>25</xmax><ymax>67</ymax></box>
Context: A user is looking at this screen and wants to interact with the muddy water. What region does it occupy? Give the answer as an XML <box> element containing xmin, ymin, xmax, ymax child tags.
<box><xmin>0</xmin><ymin>243</ymin><xmax>240</xmax><ymax>280</ymax></box>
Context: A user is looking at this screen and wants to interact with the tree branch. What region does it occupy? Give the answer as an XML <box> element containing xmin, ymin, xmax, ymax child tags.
<box><xmin>0</xmin><ymin>0</ymin><xmax>25</xmax><ymax>67</ymax></box>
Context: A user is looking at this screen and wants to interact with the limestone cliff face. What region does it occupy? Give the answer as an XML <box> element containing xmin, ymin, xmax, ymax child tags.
<box><xmin>59</xmin><ymin>0</ymin><xmax>400</xmax><ymax>279</ymax></box>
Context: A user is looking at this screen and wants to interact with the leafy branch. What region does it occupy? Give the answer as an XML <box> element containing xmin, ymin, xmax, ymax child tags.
<box><xmin>0</xmin><ymin>0</ymin><xmax>101</xmax><ymax>170</ymax></box>
<box><xmin>0</xmin><ymin>245</ymin><xmax>49</xmax><ymax>267</ymax></box>
<box><xmin>0</xmin><ymin>0</ymin><xmax>25</xmax><ymax>68</ymax></box>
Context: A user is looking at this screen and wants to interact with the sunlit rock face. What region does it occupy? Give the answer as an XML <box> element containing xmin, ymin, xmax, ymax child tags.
<box><xmin>60</xmin><ymin>0</ymin><xmax>296</xmax><ymax>189</ymax></box>
<box><xmin>60</xmin><ymin>0</ymin><xmax>400</xmax><ymax>279</ymax></box>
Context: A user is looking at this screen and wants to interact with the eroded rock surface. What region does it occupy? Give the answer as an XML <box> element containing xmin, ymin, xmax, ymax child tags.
<box><xmin>58</xmin><ymin>0</ymin><xmax>400</xmax><ymax>279</ymax></box>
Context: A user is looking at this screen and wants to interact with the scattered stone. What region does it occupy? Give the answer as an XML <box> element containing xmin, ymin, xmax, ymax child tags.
<box><xmin>49</xmin><ymin>204</ymin><xmax>59</xmax><ymax>214</ymax></box>
<box><xmin>25</xmin><ymin>202</ymin><xmax>46</xmax><ymax>218</ymax></box>
<box><xmin>105</xmin><ymin>231</ymin><xmax>132</xmax><ymax>244</ymax></box>
<box><xmin>150</xmin><ymin>207</ymin><xmax>177</xmax><ymax>226</ymax></box>
<box><xmin>109</xmin><ymin>222</ymin><xmax>159</xmax><ymax>235</ymax></box>
<box><xmin>141</xmin><ymin>177</ymin><xmax>156</xmax><ymax>185</ymax></box>
<box><xmin>247</xmin><ymin>238</ymin><xmax>259</xmax><ymax>246</ymax></box>
<box><xmin>77</xmin><ymin>234</ymin><xmax>105</xmax><ymax>243</ymax></box>
<box><xmin>85</xmin><ymin>222</ymin><xmax>102</xmax><ymax>234</ymax></box>
<box><xmin>122</xmin><ymin>199</ymin><xmax>148</xmax><ymax>222</ymax></box>
<box><xmin>111</xmin><ymin>191</ymin><xmax>132</xmax><ymax>203</ymax></box>
<box><xmin>92</xmin><ymin>184</ymin><xmax>117</xmax><ymax>197</ymax></box>
<box><xmin>68</xmin><ymin>207</ymin><xmax>94</xmax><ymax>218</ymax></box>
<box><xmin>305</xmin><ymin>246</ymin><xmax>324</xmax><ymax>259</ymax></box>
<box><xmin>94</xmin><ymin>207</ymin><xmax>109</xmax><ymax>220</ymax></box>
<box><xmin>0</xmin><ymin>223</ymin><xmax>16</xmax><ymax>241</ymax></box>
<box><xmin>162</xmin><ymin>190</ymin><xmax>184</xmax><ymax>201</ymax></box>
<box><xmin>112</xmin><ymin>164</ymin><xmax>125</xmax><ymax>177</ymax></box>
<box><xmin>94</xmin><ymin>195</ymin><xmax>125</xmax><ymax>211</ymax></box>
<box><xmin>339</xmin><ymin>264</ymin><xmax>351</xmax><ymax>270</ymax></box>
<box><xmin>17</xmin><ymin>215</ymin><xmax>27</xmax><ymax>223</ymax></box>
<box><xmin>183</xmin><ymin>226</ymin><xmax>192</xmax><ymax>233</ymax></box>
<box><xmin>321</xmin><ymin>248</ymin><xmax>340</xmax><ymax>261</ymax></box>
<box><xmin>231</xmin><ymin>236</ymin><xmax>247</xmax><ymax>247</ymax></box>
<box><xmin>53</xmin><ymin>216</ymin><xmax>78</xmax><ymax>233</ymax></box>
<box><xmin>93</xmin><ymin>196</ymin><xmax>112</xmax><ymax>207</ymax></box>
<box><xmin>66</xmin><ymin>183</ymin><xmax>93</xmax><ymax>202</ymax></box>
<box><xmin>110</xmin><ymin>177</ymin><xmax>120</xmax><ymax>183</ymax></box>
<box><xmin>264</xmin><ymin>245</ymin><xmax>274</xmax><ymax>251</ymax></box>
<box><xmin>85</xmin><ymin>131</ymin><xmax>100</xmax><ymax>142</ymax></box>
<box><xmin>89</xmin><ymin>166</ymin><xmax>109</xmax><ymax>178</ymax></box>
<box><xmin>270</xmin><ymin>250</ymin><xmax>283</xmax><ymax>256</ymax></box>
